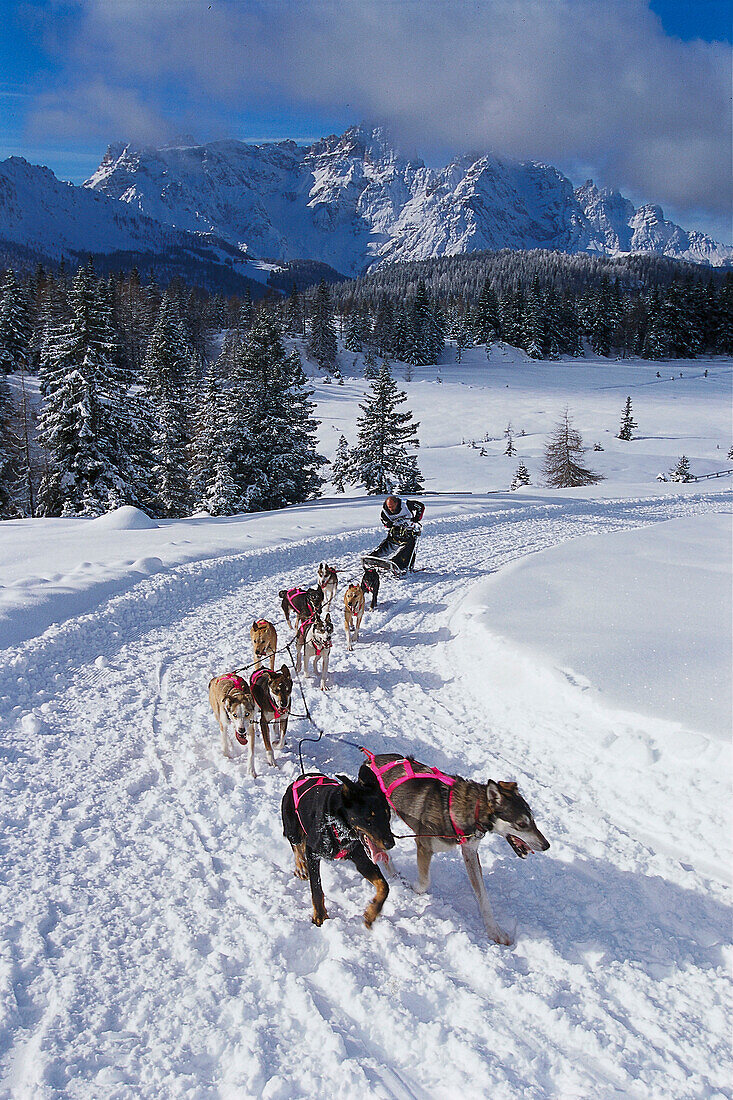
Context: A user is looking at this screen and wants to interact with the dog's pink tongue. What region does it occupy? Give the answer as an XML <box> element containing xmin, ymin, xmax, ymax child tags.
<box><xmin>365</xmin><ymin>836</ymin><xmax>387</xmax><ymax>863</ymax></box>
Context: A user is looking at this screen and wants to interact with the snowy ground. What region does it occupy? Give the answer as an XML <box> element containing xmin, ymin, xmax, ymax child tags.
<box><xmin>0</xmin><ymin>352</ymin><xmax>731</xmax><ymax>1098</ymax></box>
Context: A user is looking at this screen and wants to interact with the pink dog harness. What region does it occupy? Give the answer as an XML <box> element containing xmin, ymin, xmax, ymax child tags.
<box><xmin>361</xmin><ymin>748</ymin><xmax>480</xmax><ymax>844</ymax></box>
<box><xmin>250</xmin><ymin>668</ymin><xmax>287</xmax><ymax>720</ymax></box>
<box><xmin>298</xmin><ymin>617</ymin><xmax>331</xmax><ymax>657</ymax></box>
<box><xmin>219</xmin><ymin>672</ymin><xmax>247</xmax><ymax>692</ymax></box>
<box><xmin>292</xmin><ymin>775</ymin><xmax>350</xmax><ymax>858</ymax></box>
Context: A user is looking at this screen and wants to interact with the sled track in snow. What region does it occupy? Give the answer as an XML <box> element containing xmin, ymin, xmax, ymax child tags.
<box><xmin>0</xmin><ymin>490</ymin><xmax>730</xmax><ymax>1098</ymax></box>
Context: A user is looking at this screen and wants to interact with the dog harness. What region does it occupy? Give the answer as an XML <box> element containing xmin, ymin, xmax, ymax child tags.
<box><xmin>297</xmin><ymin>618</ymin><xmax>331</xmax><ymax>657</ymax></box>
<box><xmin>219</xmin><ymin>672</ymin><xmax>247</xmax><ymax>692</ymax></box>
<box><xmin>254</xmin><ymin>619</ymin><xmax>270</xmax><ymax>628</ymax></box>
<box><xmin>361</xmin><ymin>748</ymin><xmax>481</xmax><ymax>845</ymax></box>
<box><xmin>250</xmin><ymin>668</ymin><xmax>287</xmax><ymax>720</ymax></box>
<box><xmin>318</xmin><ymin>568</ymin><xmax>338</xmax><ymax>589</ymax></box>
<box><xmin>292</xmin><ymin>775</ymin><xmax>350</xmax><ymax>859</ymax></box>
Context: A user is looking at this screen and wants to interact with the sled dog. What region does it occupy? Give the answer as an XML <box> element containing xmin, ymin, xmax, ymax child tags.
<box><xmin>250</xmin><ymin>618</ymin><xmax>278</xmax><ymax>671</ymax></box>
<box><xmin>359</xmin><ymin>752</ymin><xmax>549</xmax><ymax>945</ymax></box>
<box><xmin>279</xmin><ymin>586</ymin><xmax>324</xmax><ymax>629</ymax></box>
<box><xmin>360</xmin><ymin>566</ymin><xmax>380</xmax><ymax>610</ymax></box>
<box><xmin>209</xmin><ymin>672</ymin><xmax>256</xmax><ymax>758</ymax></box>
<box><xmin>247</xmin><ymin>665</ymin><xmax>292</xmax><ymax>778</ymax></box>
<box><xmin>343</xmin><ymin>583</ymin><xmax>365</xmax><ymax>650</ymax></box>
<box><xmin>295</xmin><ymin>612</ymin><xmax>333</xmax><ymax>691</ymax></box>
<box><xmin>282</xmin><ymin>772</ymin><xmax>395</xmax><ymax>927</ymax></box>
<box><xmin>317</xmin><ymin>563</ymin><xmax>339</xmax><ymax>612</ymax></box>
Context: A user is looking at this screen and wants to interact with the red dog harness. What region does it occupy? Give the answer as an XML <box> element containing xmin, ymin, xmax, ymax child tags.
<box><xmin>219</xmin><ymin>672</ymin><xmax>247</xmax><ymax>692</ymax></box>
<box><xmin>298</xmin><ymin>618</ymin><xmax>331</xmax><ymax>657</ymax></box>
<box><xmin>361</xmin><ymin>748</ymin><xmax>480</xmax><ymax>845</ymax></box>
<box><xmin>250</xmin><ymin>668</ymin><xmax>287</xmax><ymax>720</ymax></box>
<box><xmin>318</xmin><ymin>568</ymin><xmax>338</xmax><ymax>590</ymax></box>
<box><xmin>292</xmin><ymin>775</ymin><xmax>350</xmax><ymax>859</ymax></box>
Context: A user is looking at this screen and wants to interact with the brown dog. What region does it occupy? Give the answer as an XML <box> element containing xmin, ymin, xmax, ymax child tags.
<box><xmin>209</xmin><ymin>672</ymin><xmax>256</xmax><ymax>759</ymax></box>
<box><xmin>359</xmin><ymin>752</ymin><xmax>550</xmax><ymax>945</ymax></box>
<box><xmin>249</xmin><ymin>665</ymin><xmax>293</xmax><ymax>777</ymax></box>
<box><xmin>343</xmin><ymin>583</ymin><xmax>365</xmax><ymax>651</ymax></box>
<box><xmin>250</xmin><ymin>618</ymin><xmax>277</xmax><ymax>671</ymax></box>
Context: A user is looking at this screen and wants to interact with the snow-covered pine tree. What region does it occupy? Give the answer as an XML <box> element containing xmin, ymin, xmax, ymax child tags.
<box><xmin>510</xmin><ymin>462</ymin><xmax>531</xmax><ymax>490</ymax></box>
<box><xmin>372</xmin><ymin>297</ymin><xmax>395</xmax><ymax>358</ymax></box>
<box><xmin>0</xmin><ymin>372</ymin><xmax>21</xmax><ymax>516</ymax></box>
<box><xmin>330</xmin><ymin>434</ymin><xmax>351</xmax><ymax>493</ymax></box>
<box><xmin>618</xmin><ymin>396</ymin><xmax>637</xmax><ymax>440</ymax></box>
<box><xmin>232</xmin><ymin>314</ymin><xmax>323</xmax><ymax>511</ymax></box>
<box><xmin>142</xmin><ymin>289</ymin><xmax>193</xmax><ymax>517</ymax></box>
<box><xmin>191</xmin><ymin>360</ymin><xmax>248</xmax><ymax>516</ymax></box>
<box><xmin>349</xmin><ymin>361</ymin><xmax>423</xmax><ymax>494</ymax></box>
<box><xmin>0</xmin><ymin>272</ymin><xmax>32</xmax><ymax>375</ymax></box>
<box><xmin>307</xmin><ymin>280</ymin><xmax>337</xmax><ymax>372</ymax></box>
<box><xmin>523</xmin><ymin>278</ymin><xmax>544</xmax><ymax>359</ymax></box>
<box><xmin>505</xmin><ymin>436</ymin><xmax>516</xmax><ymax>456</ymax></box>
<box><xmin>542</xmin><ymin>409</ymin><xmax>604</xmax><ymax>487</ymax></box>
<box><xmin>669</xmin><ymin>455</ymin><xmax>692</xmax><ymax>482</ymax></box>
<box><xmin>285</xmin><ymin>284</ymin><xmax>304</xmax><ymax>337</ymax></box>
<box><xmin>37</xmin><ymin>266</ymin><xmax>135</xmax><ymax>516</ymax></box>
<box><xmin>363</xmin><ymin>346</ymin><xmax>379</xmax><ymax>379</ymax></box>
<box><xmin>473</xmin><ymin>279</ymin><xmax>500</xmax><ymax>345</ymax></box>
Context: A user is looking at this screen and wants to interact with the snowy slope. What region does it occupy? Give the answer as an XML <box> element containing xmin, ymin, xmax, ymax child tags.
<box><xmin>0</xmin><ymin>156</ymin><xmax>270</xmax><ymax>291</ymax></box>
<box><xmin>0</xmin><ymin>490</ymin><xmax>730</xmax><ymax>1097</ymax></box>
<box><xmin>84</xmin><ymin>126</ymin><xmax>733</xmax><ymax>273</ymax></box>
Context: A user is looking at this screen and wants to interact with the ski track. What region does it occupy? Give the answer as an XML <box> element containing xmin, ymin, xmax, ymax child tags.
<box><xmin>0</xmin><ymin>492</ymin><xmax>730</xmax><ymax>1099</ymax></box>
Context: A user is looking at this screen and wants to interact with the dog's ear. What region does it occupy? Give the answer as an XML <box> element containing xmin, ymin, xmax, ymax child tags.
<box><xmin>487</xmin><ymin>780</ymin><xmax>504</xmax><ymax>807</ymax></box>
<box><xmin>325</xmin><ymin>613</ymin><xmax>333</xmax><ymax>629</ymax></box>
<box><xmin>336</xmin><ymin>774</ymin><xmax>356</xmax><ymax>804</ymax></box>
<box><xmin>252</xmin><ymin>620</ymin><xmax>258</xmax><ymax>631</ymax></box>
<box><xmin>359</xmin><ymin>765</ymin><xmax>379</xmax><ymax>791</ymax></box>
<box><xmin>280</xmin><ymin>664</ymin><xmax>289</xmax><ymax>676</ymax></box>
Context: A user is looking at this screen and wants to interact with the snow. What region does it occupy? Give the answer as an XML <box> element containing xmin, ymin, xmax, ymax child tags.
<box><xmin>475</xmin><ymin>513</ymin><xmax>731</xmax><ymax>739</ymax></box>
<box><xmin>0</xmin><ymin>353</ymin><xmax>731</xmax><ymax>1097</ymax></box>
<box><xmin>87</xmin><ymin>506</ymin><xmax>159</xmax><ymax>531</ymax></box>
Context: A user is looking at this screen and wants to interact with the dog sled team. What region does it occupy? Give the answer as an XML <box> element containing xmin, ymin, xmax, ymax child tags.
<box><xmin>209</xmin><ymin>495</ymin><xmax>550</xmax><ymax>945</ymax></box>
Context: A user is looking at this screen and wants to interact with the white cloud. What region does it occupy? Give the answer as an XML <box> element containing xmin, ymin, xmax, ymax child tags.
<box><xmin>26</xmin><ymin>0</ymin><xmax>732</xmax><ymax>225</ymax></box>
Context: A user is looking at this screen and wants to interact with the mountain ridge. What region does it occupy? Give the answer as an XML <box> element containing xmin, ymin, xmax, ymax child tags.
<box><xmin>84</xmin><ymin>125</ymin><xmax>732</xmax><ymax>273</ymax></box>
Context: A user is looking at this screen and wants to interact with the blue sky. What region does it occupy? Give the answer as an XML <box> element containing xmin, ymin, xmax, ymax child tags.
<box><xmin>1</xmin><ymin>0</ymin><xmax>730</xmax><ymax>242</ymax></box>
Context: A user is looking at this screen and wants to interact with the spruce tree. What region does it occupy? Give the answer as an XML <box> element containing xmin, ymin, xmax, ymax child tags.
<box><xmin>473</xmin><ymin>279</ymin><xmax>500</xmax><ymax>345</ymax></box>
<box><xmin>0</xmin><ymin>272</ymin><xmax>32</xmax><ymax>375</ymax></box>
<box><xmin>37</xmin><ymin>266</ymin><xmax>134</xmax><ymax>516</ymax></box>
<box><xmin>330</xmin><ymin>434</ymin><xmax>351</xmax><ymax>493</ymax></box>
<box><xmin>191</xmin><ymin>361</ymin><xmax>248</xmax><ymax>515</ymax></box>
<box><xmin>669</xmin><ymin>455</ymin><xmax>692</xmax><ymax>482</ymax></box>
<box><xmin>618</xmin><ymin>396</ymin><xmax>637</xmax><ymax>441</ymax></box>
<box><xmin>349</xmin><ymin>362</ymin><xmax>423</xmax><ymax>494</ymax></box>
<box><xmin>307</xmin><ymin>280</ymin><xmax>337</xmax><ymax>372</ymax></box>
<box><xmin>143</xmin><ymin>289</ymin><xmax>193</xmax><ymax>517</ymax></box>
<box><xmin>542</xmin><ymin>409</ymin><xmax>604</xmax><ymax>487</ymax></box>
<box><xmin>0</xmin><ymin>373</ymin><xmax>20</xmax><ymax>516</ymax></box>
<box><xmin>510</xmin><ymin>462</ymin><xmax>531</xmax><ymax>490</ymax></box>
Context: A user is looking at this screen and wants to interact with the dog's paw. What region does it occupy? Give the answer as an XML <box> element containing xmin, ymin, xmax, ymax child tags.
<box><xmin>293</xmin><ymin>867</ymin><xmax>308</xmax><ymax>880</ymax></box>
<box><xmin>491</xmin><ymin>927</ymin><xmax>514</xmax><ymax>947</ymax></box>
<box><xmin>413</xmin><ymin>881</ymin><xmax>429</xmax><ymax>895</ymax></box>
<box><xmin>312</xmin><ymin>910</ymin><xmax>329</xmax><ymax>926</ymax></box>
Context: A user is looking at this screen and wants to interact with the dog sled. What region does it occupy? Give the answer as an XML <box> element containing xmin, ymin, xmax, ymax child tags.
<box><xmin>362</xmin><ymin>520</ymin><xmax>422</xmax><ymax>578</ymax></box>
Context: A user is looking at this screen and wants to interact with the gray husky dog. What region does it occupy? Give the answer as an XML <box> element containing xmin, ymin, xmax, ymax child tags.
<box><xmin>359</xmin><ymin>752</ymin><xmax>549</xmax><ymax>944</ymax></box>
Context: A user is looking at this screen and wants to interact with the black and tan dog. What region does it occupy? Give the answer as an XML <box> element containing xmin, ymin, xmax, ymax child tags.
<box><xmin>360</xmin><ymin>566</ymin><xmax>380</xmax><ymax>611</ymax></box>
<box><xmin>359</xmin><ymin>752</ymin><xmax>549</xmax><ymax>945</ymax></box>
<box><xmin>247</xmin><ymin>665</ymin><xmax>292</xmax><ymax>777</ymax></box>
<box><xmin>279</xmin><ymin>585</ymin><xmax>324</xmax><ymax>630</ymax></box>
<box><xmin>282</xmin><ymin>771</ymin><xmax>395</xmax><ymax>927</ymax></box>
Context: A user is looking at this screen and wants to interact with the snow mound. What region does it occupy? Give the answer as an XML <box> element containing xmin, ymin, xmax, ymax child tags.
<box><xmin>88</xmin><ymin>506</ymin><xmax>158</xmax><ymax>531</ymax></box>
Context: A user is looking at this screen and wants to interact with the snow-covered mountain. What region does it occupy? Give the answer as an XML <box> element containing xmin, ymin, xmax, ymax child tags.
<box><xmin>85</xmin><ymin>126</ymin><xmax>732</xmax><ymax>274</ymax></box>
<box><xmin>0</xmin><ymin>156</ymin><xmax>270</xmax><ymax>294</ymax></box>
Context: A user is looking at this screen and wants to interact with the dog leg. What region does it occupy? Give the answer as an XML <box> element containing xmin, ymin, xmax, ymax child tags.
<box><xmin>295</xmin><ymin>643</ymin><xmax>303</xmax><ymax>672</ymax></box>
<box><xmin>277</xmin><ymin>715</ymin><xmax>287</xmax><ymax>750</ymax></box>
<box><xmin>306</xmin><ymin>850</ymin><xmax>329</xmax><ymax>925</ymax></box>
<box><xmin>352</xmin><ymin>848</ymin><xmax>389</xmax><ymax>928</ymax></box>
<box><xmin>261</xmin><ymin>715</ymin><xmax>275</xmax><ymax>767</ymax></box>
<box><xmin>320</xmin><ymin>650</ymin><xmax>329</xmax><ymax>692</ymax></box>
<box><xmin>461</xmin><ymin>842</ymin><xmax>512</xmax><ymax>945</ymax></box>
<box><xmin>247</xmin><ymin>727</ymin><xmax>257</xmax><ymax>779</ymax></box>
<box><xmin>414</xmin><ymin>839</ymin><xmax>433</xmax><ymax>893</ymax></box>
<box><xmin>220</xmin><ymin>722</ymin><xmax>230</xmax><ymax>758</ymax></box>
<box><xmin>269</xmin><ymin>651</ymin><xmax>275</xmax><ymax>672</ymax></box>
<box><xmin>292</xmin><ymin>841</ymin><xmax>308</xmax><ymax>880</ymax></box>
